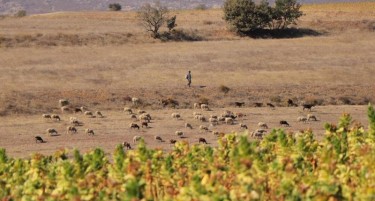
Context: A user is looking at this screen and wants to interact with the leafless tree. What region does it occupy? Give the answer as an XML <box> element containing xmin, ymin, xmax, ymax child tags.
<box><xmin>138</xmin><ymin>1</ymin><xmax>169</xmax><ymax>38</ymax></box>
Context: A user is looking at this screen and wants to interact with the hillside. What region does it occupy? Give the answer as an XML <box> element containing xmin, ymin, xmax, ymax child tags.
<box><xmin>0</xmin><ymin>0</ymin><xmax>371</xmax><ymax>14</ymax></box>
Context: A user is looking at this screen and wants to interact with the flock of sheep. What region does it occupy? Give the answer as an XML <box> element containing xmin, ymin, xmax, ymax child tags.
<box><xmin>34</xmin><ymin>97</ymin><xmax>319</xmax><ymax>151</ymax></box>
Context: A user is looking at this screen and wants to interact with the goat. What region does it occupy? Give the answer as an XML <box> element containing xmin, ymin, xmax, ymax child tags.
<box><xmin>141</xmin><ymin>122</ymin><xmax>148</xmax><ymax>128</ymax></box>
<box><xmin>240</xmin><ymin>123</ymin><xmax>248</xmax><ymax>129</ymax></box>
<box><xmin>303</xmin><ymin>104</ymin><xmax>314</xmax><ymax>111</ymax></box>
<box><xmin>155</xmin><ymin>136</ymin><xmax>163</xmax><ymax>142</ymax></box>
<box><xmin>253</xmin><ymin>102</ymin><xmax>263</xmax><ymax>107</ymax></box>
<box><xmin>170</xmin><ymin>139</ymin><xmax>177</xmax><ymax>144</ymax></box>
<box><xmin>267</xmin><ymin>103</ymin><xmax>275</xmax><ymax>109</ymax></box>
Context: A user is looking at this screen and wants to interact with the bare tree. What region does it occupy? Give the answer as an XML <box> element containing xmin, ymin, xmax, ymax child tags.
<box><xmin>138</xmin><ymin>1</ymin><xmax>169</xmax><ymax>38</ymax></box>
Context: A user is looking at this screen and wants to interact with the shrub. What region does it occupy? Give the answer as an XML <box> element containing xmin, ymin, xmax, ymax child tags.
<box><xmin>14</xmin><ymin>10</ymin><xmax>27</xmax><ymax>17</ymax></box>
<box><xmin>109</xmin><ymin>3</ymin><xmax>122</xmax><ymax>11</ymax></box>
<box><xmin>195</xmin><ymin>4</ymin><xmax>208</xmax><ymax>10</ymax></box>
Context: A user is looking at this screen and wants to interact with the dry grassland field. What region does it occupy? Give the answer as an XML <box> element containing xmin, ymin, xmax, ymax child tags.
<box><xmin>0</xmin><ymin>2</ymin><xmax>374</xmax><ymax>158</ymax></box>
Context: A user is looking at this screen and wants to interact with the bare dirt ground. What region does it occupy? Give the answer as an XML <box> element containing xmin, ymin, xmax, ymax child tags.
<box><xmin>0</xmin><ymin>3</ymin><xmax>374</xmax><ymax>158</ymax></box>
<box><xmin>0</xmin><ymin>105</ymin><xmax>370</xmax><ymax>158</ymax></box>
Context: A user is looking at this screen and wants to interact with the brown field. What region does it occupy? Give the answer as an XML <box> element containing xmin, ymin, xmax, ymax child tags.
<box><xmin>0</xmin><ymin>2</ymin><xmax>374</xmax><ymax>158</ymax></box>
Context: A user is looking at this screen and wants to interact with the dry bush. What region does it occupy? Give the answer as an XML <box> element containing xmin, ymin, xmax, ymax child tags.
<box><xmin>219</xmin><ymin>85</ymin><xmax>230</xmax><ymax>94</ymax></box>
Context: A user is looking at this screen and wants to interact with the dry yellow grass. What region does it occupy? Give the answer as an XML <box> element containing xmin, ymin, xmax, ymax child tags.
<box><xmin>0</xmin><ymin>3</ymin><xmax>374</xmax><ymax>157</ymax></box>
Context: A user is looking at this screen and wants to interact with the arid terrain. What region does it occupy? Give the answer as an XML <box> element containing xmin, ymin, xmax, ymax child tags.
<box><xmin>0</xmin><ymin>2</ymin><xmax>374</xmax><ymax>158</ymax></box>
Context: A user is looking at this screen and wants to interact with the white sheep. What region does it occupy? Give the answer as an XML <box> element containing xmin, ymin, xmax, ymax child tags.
<box><xmin>307</xmin><ymin>114</ymin><xmax>318</xmax><ymax>121</ymax></box>
<box><xmin>139</xmin><ymin>113</ymin><xmax>151</xmax><ymax>122</ymax></box>
<box><xmin>59</xmin><ymin>99</ymin><xmax>69</xmax><ymax>107</ymax></box>
<box><xmin>133</xmin><ymin>136</ymin><xmax>142</xmax><ymax>143</ymax></box>
<box><xmin>124</xmin><ymin>107</ymin><xmax>133</xmax><ymax>114</ymax></box>
<box><xmin>297</xmin><ymin>116</ymin><xmax>308</xmax><ymax>123</ymax></box>
<box><xmin>175</xmin><ymin>131</ymin><xmax>184</xmax><ymax>138</ymax></box>
<box><xmin>46</xmin><ymin>128</ymin><xmax>58</xmax><ymax>136</ymax></box>
<box><xmin>201</xmin><ymin>104</ymin><xmax>209</xmax><ymax>110</ymax></box>
<box><xmin>185</xmin><ymin>123</ymin><xmax>193</xmax><ymax>129</ymax></box>
<box><xmin>225</xmin><ymin>118</ymin><xmax>233</xmax><ymax>125</ymax></box>
<box><xmin>197</xmin><ymin>115</ymin><xmax>206</xmax><ymax>122</ymax></box>
<box><xmin>85</xmin><ymin>128</ymin><xmax>95</xmax><ymax>136</ymax></box>
<box><xmin>66</xmin><ymin>126</ymin><xmax>77</xmax><ymax>134</ymax></box>
<box><xmin>258</xmin><ymin>122</ymin><xmax>268</xmax><ymax>129</ymax></box>
<box><xmin>193</xmin><ymin>103</ymin><xmax>200</xmax><ymax>109</ymax></box>
<box><xmin>171</xmin><ymin>113</ymin><xmax>181</xmax><ymax>119</ymax></box>
<box><xmin>132</xmin><ymin>97</ymin><xmax>140</xmax><ymax>106</ymax></box>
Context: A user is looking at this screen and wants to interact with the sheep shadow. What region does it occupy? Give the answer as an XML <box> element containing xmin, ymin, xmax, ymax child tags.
<box><xmin>242</xmin><ymin>28</ymin><xmax>324</xmax><ymax>39</ymax></box>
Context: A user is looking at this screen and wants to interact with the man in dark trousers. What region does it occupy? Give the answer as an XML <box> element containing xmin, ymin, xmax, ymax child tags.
<box><xmin>186</xmin><ymin>71</ymin><xmax>192</xmax><ymax>87</ymax></box>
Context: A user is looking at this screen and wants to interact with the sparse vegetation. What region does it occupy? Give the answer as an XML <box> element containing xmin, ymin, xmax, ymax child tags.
<box><xmin>195</xmin><ymin>4</ymin><xmax>208</xmax><ymax>10</ymax></box>
<box><xmin>14</xmin><ymin>10</ymin><xmax>27</xmax><ymax>18</ymax></box>
<box><xmin>108</xmin><ymin>3</ymin><xmax>122</xmax><ymax>11</ymax></box>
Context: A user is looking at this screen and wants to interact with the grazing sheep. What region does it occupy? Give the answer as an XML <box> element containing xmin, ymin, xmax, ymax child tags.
<box><xmin>141</xmin><ymin>122</ymin><xmax>148</xmax><ymax>128</ymax></box>
<box><xmin>209</xmin><ymin>118</ymin><xmax>218</xmax><ymax>125</ymax></box>
<box><xmin>175</xmin><ymin>131</ymin><xmax>184</xmax><ymax>138</ymax></box>
<box><xmin>84</xmin><ymin>111</ymin><xmax>93</xmax><ymax>117</ymax></box>
<box><xmin>170</xmin><ymin>139</ymin><xmax>177</xmax><ymax>144</ymax></box>
<box><xmin>46</xmin><ymin>128</ymin><xmax>58</xmax><ymax>136</ymax></box>
<box><xmin>235</xmin><ymin>112</ymin><xmax>246</xmax><ymax>118</ymax></box>
<box><xmin>199</xmin><ymin>138</ymin><xmax>208</xmax><ymax>144</ymax></box>
<box><xmin>287</xmin><ymin>99</ymin><xmax>298</xmax><ymax>107</ymax></box>
<box><xmin>66</xmin><ymin>126</ymin><xmax>77</xmax><ymax>134</ymax></box>
<box><xmin>297</xmin><ymin>116</ymin><xmax>308</xmax><ymax>123</ymax></box>
<box><xmin>155</xmin><ymin>135</ymin><xmax>163</xmax><ymax>142</ymax></box>
<box><xmin>307</xmin><ymin>114</ymin><xmax>318</xmax><ymax>121</ymax></box>
<box><xmin>253</xmin><ymin>102</ymin><xmax>263</xmax><ymax>107</ymax></box>
<box><xmin>218</xmin><ymin>117</ymin><xmax>226</xmax><ymax>122</ymax></box>
<box><xmin>252</xmin><ymin>129</ymin><xmax>266</xmax><ymax>139</ymax></box>
<box><xmin>185</xmin><ymin>123</ymin><xmax>193</xmax><ymax>129</ymax></box>
<box><xmin>35</xmin><ymin>136</ymin><xmax>44</xmax><ymax>143</ymax></box>
<box><xmin>234</xmin><ymin>102</ymin><xmax>245</xmax><ymax>107</ymax></box>
<box><xmin>59</xmin><ymin>99</ymin><xmax>69</xmax><ymax>107</ymax></box>
<box><xmin>124</xmin><ymin>107</ymin><xmax>133</xmax><ymax>114</ymax></box>
<box><xmin>210</xmin><ymin>115</ymin><xmax>218</xmax><ymax>119</ymax></box>
<box><xmin>130</xmin><ymin>123</ymin><xmax>140</xmax><ymax>130</ymax></box>
<box><xmin>71</xmin><ymin>119</ymin><xmax>81</xmax><ymax>126</ymax></box>
<box><xmin>138</xmin><ymin>110</ymin><xmax>146</xmax><ymax>114</ymax></box>
<box><xmin>132</xmin><ymin>97</ymin><xmax>140</xmax><ymax>106</ymax></box>
<box><xmin>258</xmin><ymin>122</ymin><xmax>268</xmax><ymax>129</ymax></box>
<box><xmin>85</xmin><ymin>128</ymin><xmax>95</xmax><ymax>136</ymax></box>
<box><xmin>95</xmin><ymin>111</ymin><xmax>103</xmax><ymax>118</ymax></box>
<box><xmin>240</xmin><ymin>123</ymin><xmax>248</xmax><ymax>129</ymax></box>
<box><xmin>280</xmin><ymin>120</ymin><xmax>290</xmax><ymax>127</ymax></box>
<box><xmin>199</xmin><ymin>125</ymin><xmax>209</xmax><ymax>131</ymax></box>
<box><xmin>139</xmin><ymin>113</ymin><xmax>151</xmax><ymax>122</ymax></box>
<box><xmin>133</xmin><ymin>136</ymin><xmax>142</xmax><ymax>143</ymax></box>
<box><xmin>122</xmin><ymin>141</ymin><xmax>132</xmax><ymax>150</ymax></box>
<box><xmin>51</xmin><ymin>114</ymin><xmax>61</xmax><ymax>121</ymax></box>
<box><xmin>201</xmin><ymin>104</ymin><xmax>209</xmax><ymax>110</ymax></box>
<box><xmin>193</xmin><ymin>103</ymin><xmax>200</xmax><ymax>109</ymax></box>
<box><xmin>225</xmin><ymin>118</ymin><xmax>234</xmax><ymax>125</ymax></box>
<box><xmin>61</xmin><ymin>106</ymin><xmax>70</xmax><ymax>113</ymax></box>
<box><xmin>197</xmin><ymin>115</ymin><xmax>206</xmax><ymax>122</ymax></box>
<box><xmin>42</xmin><ymin>114</ymin><xmax>52</xmax><ymax>119</ymax></box>
<box><xmin>212</xmin><ymin>131</ymin><xmax>219</xmax><ymax>136</ymax></box>
<box><xmin>303</xmin><ymin>104</ymin><xmax>314</xmax><ymax>111</ymax></box>
<box><xmin>130</xmin><ymin>114</ymin><xmax>137</xmax><ymax>120</ymax></box>
<box><xmin>267</xmin><ymin>103</ymin><xmax>275</xmax><ymax>109</ymax></box>
<box><xmin>171</xmin><ymin>113</ymin><xmax>181</xmax><ymax>119</ymax></box>
<box><xmin>74</xmin><ymin>107</ymin><xmax>83</xmax><ymax>113</ymax></box>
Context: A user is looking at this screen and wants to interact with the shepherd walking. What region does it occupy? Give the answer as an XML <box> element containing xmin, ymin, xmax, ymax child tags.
<box><xmin>186</xmin><ymin>71</ymin><xmax>192</xmax><ymax>87</ymax></box>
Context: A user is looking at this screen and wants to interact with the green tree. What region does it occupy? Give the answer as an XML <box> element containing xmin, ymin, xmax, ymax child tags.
<box><xmin>138</xmin><ymin>1</ymin><xmax>169</xmax><ymax>38</ymax></box>
<box><xmin>223</xmin><ymin>0</ymin><xmax>272</xmax><ymax>32</ymax></box>
<box><xmin>271</xmin><ymin>0</ymin><xmax>303</xmax><ymax>29</ymax></box>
